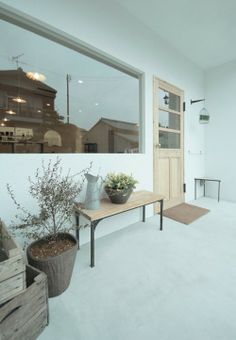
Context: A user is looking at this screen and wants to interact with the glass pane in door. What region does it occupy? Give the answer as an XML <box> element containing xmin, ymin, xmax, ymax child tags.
<box><xmin>159</xmin><ymin>110</ymin><xmax>180</xmax><ymax>130</ymax></box>
<box><xmin>158</xmin><ymin>88</ymin><xmax>180</xmax><ymax>112</ymax></box>
<box><xmin>159</xmin><ymin>131</ymin><xmax>180</xmax><ymax>149</ymax></box>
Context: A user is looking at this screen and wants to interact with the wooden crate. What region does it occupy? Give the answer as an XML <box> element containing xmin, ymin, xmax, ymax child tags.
<box><xmin>0</xmin><ymin>265</ymin><xmax>49</xmax><ymax>340</ymax></box>
<box><xmin>0</xmin><ymin>220</ymin><xmax>26</xmax><ymax>305</ymax></box>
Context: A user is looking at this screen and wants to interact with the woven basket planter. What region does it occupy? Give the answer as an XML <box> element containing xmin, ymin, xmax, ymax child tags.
<box><xmin>27</xmin><ymin>233</ymin><xmax>77</xmax><ymax>297</ymax></box>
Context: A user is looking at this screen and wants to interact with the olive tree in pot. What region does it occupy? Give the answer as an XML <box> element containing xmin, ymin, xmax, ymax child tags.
<box><xmin>7</xmin><ymin>158</ymin><xmax>91</xmax><ymax>297</ymax></box>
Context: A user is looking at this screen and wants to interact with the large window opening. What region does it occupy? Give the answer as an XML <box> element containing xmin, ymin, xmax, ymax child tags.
<box><xmin>0</xmin><ymin>15</ymin><xmax>143</xmax><ymax>153</ymax></box>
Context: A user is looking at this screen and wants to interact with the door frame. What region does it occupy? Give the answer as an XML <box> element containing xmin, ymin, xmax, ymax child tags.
<box><xmin>153</xmin><ymin>77</ymin><xmax>185</xmax><ymax>211</ymax></box>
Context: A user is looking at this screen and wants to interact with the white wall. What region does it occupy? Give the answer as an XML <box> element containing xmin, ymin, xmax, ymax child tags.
<box><xmin>0</xmin><ymin>0</ymin><xmax>206</xmax><ymax>244</ymax></box>
<box><xmin>205</xmin><ymin>60</ymin><xmax>236</xmax><ymax>202</ymax></box>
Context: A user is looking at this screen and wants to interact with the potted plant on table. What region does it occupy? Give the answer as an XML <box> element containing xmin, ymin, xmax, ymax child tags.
<box><xmin>104</xmin><ymin>172</ymin><xmax>138</xmax><ymax>204</ymax></box>
<box><xmin>7</xmin><ymin>158</ymin><xmax>91</xmax><ymax>297</ymax></box>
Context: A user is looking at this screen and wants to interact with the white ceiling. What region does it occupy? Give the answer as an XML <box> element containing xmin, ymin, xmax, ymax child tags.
<box><xmin>115</xmin><ymin>0</ymin><xmax>236</xmax><ymax>69</ymax></box>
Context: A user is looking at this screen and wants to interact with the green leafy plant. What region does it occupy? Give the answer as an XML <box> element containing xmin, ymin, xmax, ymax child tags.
<box><xmin>7</xmin><ymin>158</ymin><xmax>92</xmax><ymax>242</ymax></box>
<box><xmin>104</xmin><ymin>172</ymin><xmax>138</xmax><ymax>191</ymax></box>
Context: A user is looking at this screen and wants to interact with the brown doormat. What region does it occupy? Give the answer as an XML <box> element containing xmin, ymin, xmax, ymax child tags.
<box><xmin>163</xmin><ymin>203</ymin><xmax>210</xmax><ymax>225</ymax></box>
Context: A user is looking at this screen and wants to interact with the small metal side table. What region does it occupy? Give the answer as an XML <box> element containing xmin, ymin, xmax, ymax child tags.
<box><xmin>194</xmin><ymin>178</ymin><xmax>221</xmax><ymax>202</ymax></box>
<box><xmin>74</xmin><ymin>190</ymin><xmax>164</xmax><ymax>268</ymax></box>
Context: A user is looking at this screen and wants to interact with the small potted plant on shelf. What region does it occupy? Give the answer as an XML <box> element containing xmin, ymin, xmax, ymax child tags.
<box><xmin>104</xmin><ymin>172</ymin><xmax>138</xmax><ymax>204</ymax></box>
<box><xmin>7</xmin><ymin>157</ymin><xmax>92</xmax><ymax>297</ymax></box>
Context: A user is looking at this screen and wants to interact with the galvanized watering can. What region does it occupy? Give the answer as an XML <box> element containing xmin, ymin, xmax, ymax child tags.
<box><xmin>84</xmin><ymin>173</ymin><xmax>103</xmax><ymax>210</ymax></box>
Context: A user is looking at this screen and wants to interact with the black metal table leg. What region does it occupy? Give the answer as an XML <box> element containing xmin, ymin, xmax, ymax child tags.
<box><xmin>142</xmin><ymin>206</ymin><xmax>146</xmax><ymax>222</ymax></box>
<box><xmin>160</xmin><ymin>199</ymin><xmax>163</xmax><ymax>231</ymax></box>
<box><xmin>218</xmin><ymin>181</ymin><xmax>221</xmax><ymax>202</ymax></box>
<box><xmin>75</xmin><ymin>213</ymin><xmax>80</xmax><ymax>250</ymax></box>
<box><xmin>194</xmin><ymin>179</ymin><xmax>197</xmax><ymax>200</ymax></box>
<box><xmin>90</xmin><ymin>222</ymin><xmax>95</xmax><ymax>268</ymax></box>
<box><xmin>203</xmin><ymin>180</ymin><xmax>206</xmax><ymax>197</ymax></box>
<box><xmin>90</xmin><ymin>220</ymin><xmax>101</xmax><ymax>268</ymax></box>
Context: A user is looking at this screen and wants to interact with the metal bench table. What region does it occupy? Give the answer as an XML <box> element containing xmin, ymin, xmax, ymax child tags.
<box><xmin>194</xmin><ymin>177</ymin><xmax>221</xmax><ymax>202</ymax></box>
<box><xmin>74</xmin><ymin>190</ymin><xmax>164</xmax><ymax>267</ymax></box>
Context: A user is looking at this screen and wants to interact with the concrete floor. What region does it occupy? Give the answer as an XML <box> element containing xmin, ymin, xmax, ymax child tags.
<box><xmin>39</xmin><ymin>198</ymin><xmax>236</xmax><ymax>340</ymax></box>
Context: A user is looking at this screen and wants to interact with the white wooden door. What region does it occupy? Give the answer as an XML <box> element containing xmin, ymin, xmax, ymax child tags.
<box><xmin>153</xmin><ymin>78</ymin><xmax>184</xmax><ymax>210</ymax></box>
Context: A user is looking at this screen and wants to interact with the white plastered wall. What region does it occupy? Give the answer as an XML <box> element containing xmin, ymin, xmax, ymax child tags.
<box><xmin>205</xmin><ymin>60</ymin><xmax>236</xmax><ymax>202</ymax></box>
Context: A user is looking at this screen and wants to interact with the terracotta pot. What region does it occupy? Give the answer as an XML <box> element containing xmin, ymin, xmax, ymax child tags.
<box><xmin>105</xmin><ymin>186</ymin><xmax>133</xmax><ymax>204</ymax></box>
<box><xmin>27</xmin><ymin>233</ymin><xmax>77</xmax><ymax>298</ymax></box>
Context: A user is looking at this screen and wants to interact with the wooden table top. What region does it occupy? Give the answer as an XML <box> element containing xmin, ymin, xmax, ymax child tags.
<box><xmin>74</xmin><ymin>190</ymin><xmax>164</xmax><ymax>221</ymax></box>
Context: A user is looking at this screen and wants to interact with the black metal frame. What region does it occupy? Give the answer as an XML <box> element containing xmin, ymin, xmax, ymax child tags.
<box><xmin>194</xmin><ymin>178</ymin><xmax>221</xmax><ymax>202</ymax></box>
<box><xmin>75</xmin><ymin>199</ymin><xmax>164</xmax><ymax>268</ymax></box>
<box><xmin>190</xmin><ymin>99</ymin><xmax>205</xmax><ymax>105</ymax></box>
